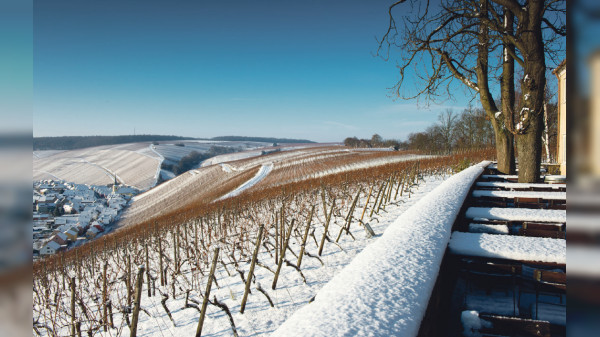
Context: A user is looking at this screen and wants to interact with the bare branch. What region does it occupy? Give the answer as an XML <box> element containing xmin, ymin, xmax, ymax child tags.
<box><xmin>542</xmin><ymin>17</ymin><xmax>566</xmax><ymax>36</ymax></box>
<box><xmin>489</xmin><ymin>0</ymin><xmax>525</xmax><ymax>18</ymax></box>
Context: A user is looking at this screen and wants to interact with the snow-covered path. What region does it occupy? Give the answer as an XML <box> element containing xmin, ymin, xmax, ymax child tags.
<box><xmin>217</xmin><ymin>163</ymin><xmax>273</xmax><ymax>200</ymax></box>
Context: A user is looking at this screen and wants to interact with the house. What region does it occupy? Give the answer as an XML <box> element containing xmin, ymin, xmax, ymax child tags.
<box><xmin>91</xmin><ymin>221</ymin><xmax>105</xmax><ymax>232</ymax></box>
<box><xmin>553</xmin><ymin>58</ymin><xmax>566</xmax><ymax>175</ymax></box>
<box><xmin>55</xmin><ymin>224</ymin><xmax>72</xmax><ymax>233</ymax></box>
<box><xmin>108</xmin><ymin>196</ymin><xmax>126</xmax><ymax>208</ymax></box>
<box><xmin>40</xmin><ymin>241</ymin><xmax>62</xmax><ymax>256</ymax></box>
<box><xmin>35</xmin><ymin>195</ymin><xmax>57</xmax><ymax>204</ymax></box>
<box><xmin>75</xmin><ymin>222</ymin><xmax>88</xmax><ymax>235</ymax></box>
<box><xmin>77</xmin><ymin>213</ymin><xmax>92</xmax><ymax>226</ymax></box>
<box><xmin>109</xmin><ymin>202</ymin><xmax>123</xmax><ymax>211</ymax></box>
<box><xmin>63</xmin><ymin>204</ymin><xmax>74</xmax><ymax>214</ymax></box>
<box><xmin>33</xmin><ymin>213</ymin><xmax>50</xmax><ymax>221</ymax></box>
<box><xmin>86</xmin><ymin>226</ymin><xmax>100</xmax><ymax>239</ymax></box>
<box><xmin>98</xmin><ymin>215</ymin><xmax>112</xmax><ymax>225</ymax></box>
<box><xmin>63</xmin><ymin>189</ymin><xmax>76</xmax><ymax>197</ymax></box>
<box><xmin>36</xmin><ymin>203</ymin><xmax>54</xmax><ymax>213</ymax></box>
<box><xmin>116</xmin><ymin>186</ymin><xmax>137</xmax><ymax>197</ymax></box>
<box><xmin>103</xmin><ymin>208</ymin><xmax>118</xmax><ymax>217</ymax></box>
<box><xmin>51</xmin><ymin>232</ymin><xmax>68</xmax><ymax>245</ymax></box>
<box><xmin>65</xmin><ymin>227</ymin><xmax>79</xmax><ymax>241</ymax></box>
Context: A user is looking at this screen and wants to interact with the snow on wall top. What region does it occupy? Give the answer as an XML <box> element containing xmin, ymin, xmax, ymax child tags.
<box><xmin>472</xmin><ymin>189</ymin><xmax>566</xmax><ymax>200</ymax></box>
<box><xmin>476</xmin><ymin>181</ymin><xmax>565</xmax><ymax>189</ymax></box>
<box><xmin>466</xmin><ymin>207</ymin><xmax>566</xmax><ymax>223</ymax></box>
<box><xmin>271</xmin><ymin>161</ymin><xmax>491</xmax><ymax>337</ymax></box>
<box><xmin>449</xmin><ymin>231</ymin><xmax>566</xmax><ymax>264</ymax></box>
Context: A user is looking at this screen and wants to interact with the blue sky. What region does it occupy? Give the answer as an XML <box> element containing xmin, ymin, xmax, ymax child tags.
<box><xmin>33</xmin><ymin>0</ymin><xmax>475</xmax><ymax>142</ymax></box>
<box><xmin>1</xmin><ymin>0</ymin><xmax>32</xmax><ymax>133</ymax></box>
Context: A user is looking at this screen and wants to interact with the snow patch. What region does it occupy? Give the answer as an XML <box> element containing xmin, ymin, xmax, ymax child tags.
<box><xmin>462</xmin><ymin>310</ymin><xmax>492</xmax><ymax>337</ymax></box>
<box><xmin>219</xmin><ymin>163</ymin><xmax>237</xmax><ymax>173</ymax></box>
<box><xmin>217</xmin><ymin>163</ymin><xmax>273</xmax><ymax>200</ymax></box>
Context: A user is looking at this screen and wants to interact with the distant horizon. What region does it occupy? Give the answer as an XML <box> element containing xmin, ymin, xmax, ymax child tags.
<box><xmin>32</xmin><ymin>134</ymin><xmax>321</xmax><ymax>142</ymax></box>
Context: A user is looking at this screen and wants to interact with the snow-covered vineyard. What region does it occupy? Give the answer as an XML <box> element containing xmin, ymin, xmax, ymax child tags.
<box><xmin>118</xmin><ymin>145</ymin><xmax>435</xmax><ymax>228</ymax></box>
<box><xmin>33</xmin><ymin>150</ymin><xmax>565</xmax><ymax>337</ymax></box>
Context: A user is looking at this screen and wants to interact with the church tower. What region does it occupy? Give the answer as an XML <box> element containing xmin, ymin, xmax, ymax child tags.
<box><xmin>112</xmin><ymin>173</ymin><xmax>118</xmax><ymax>194</ymax></box>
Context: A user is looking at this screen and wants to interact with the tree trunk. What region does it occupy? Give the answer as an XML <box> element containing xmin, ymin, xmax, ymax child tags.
<box><xmin>474</xmin><ymin>0</ymin><xmax>515</xmax><ymax>175</ymax></box>
<box><xmin>494</xmin><ymin>130</ymin><xmax>516</xmax><ymax>174</ymax></box>
<box><xmin>515</xmin><ymin>0</ymin><xmax>546</xmax><ymax>183</ymax></box>
<box><xmin>516</xmin><ymin>113</ymin><xmax>543</xmax><ymax>182</ymax></box>
<box><xmin>498</xmin><ymin>9</ymin><xmax>516</xmax><ymax>175</ymax></box>
<box><xmin>543</xmin><ymin>97</ymin><xmax>551</xmax><ymax>163</ymax></box>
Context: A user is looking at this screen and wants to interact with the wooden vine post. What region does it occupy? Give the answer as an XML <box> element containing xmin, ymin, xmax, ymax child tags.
<box><xmin>126</xmin><ymin>253</ymin><xmax>132</xmax><ymax>306</ymax></box>
<box><xmin>70</xmin><ymin>276</ymin><xmax>76</xmax><ymax>337</ymax></box>
<box><xmin>318</xmin><ymin>198</ymin><xmax>335</xmax><ymax>256</ymax></box>
<box><xmin>297</xmin><ymin>205</ymin><xmax>315</xmax><ymax>268</ymax></box>
<box><xmin>102</xmin><ymin>261</ymin><xmax>108</xmax><ymax>332</ymax></box>
<box><xmin>359</xmin><ymin>185</ymin><xmax>373</xmax><ymax>223</ymax></box>
<box><xmin>336</xmin><ymin>188</ymin><xmax>361</xmax><ymax>243</ymax></box>
<box><xmin>275</xmin><ymin>214</ymin><xmax>279</xmax><ymax>263</ymax></box>
<box><xmin>157</xmin><ymin>228</ymin><xmax>164</xmax><ymax>287</ymax></box>
<box><xmin>369</xmin><ymin>181</ymin><xmax>386</xmax><ymax>218</ymax></box>
<box><xmin>272</xmin><ymin>219</ymin><xmax>295</xmax><ymax>290</ymax></box>
<box><xmin>145</xmin><ymin>240</ymin><xmax>151</xmax><ymax>297</ymax></box>
<box><xmin>130</xmin><ymin>265</ymin><xmax>145</xmax><ymax>337</ymax></box>
<box><xmin>394</xmin><ymin>174</ymin><xmax>404</xmax><ymax>200</ymax></box>
<box><xmin>240</xmin><ymin>225</ymin><xmax>264</xmax><ymax>314</ymax></box>
<box><xmin>196</xmin><ymin>247</ymin><xmax>220</xmax><ymax>337</ymax></box>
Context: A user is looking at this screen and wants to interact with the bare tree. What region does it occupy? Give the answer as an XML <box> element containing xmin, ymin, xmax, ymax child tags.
<box><xmin>493</xmin><ymin>0</ymin><xmax>565</xmax><ymax>181</ymax></box>
<box><xmin>377</xmin><ymin>0</ymin><xmax>565</xmax><ymax>181</ymax></box>
<box><xmin>438</xmin><ymin>109</ymin><xmax>458</xmax><ymax>154</ymax></box>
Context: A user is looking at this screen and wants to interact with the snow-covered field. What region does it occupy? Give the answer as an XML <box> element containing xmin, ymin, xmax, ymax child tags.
<box><xmin>33</xmin><ymin>143</ymin><xmax>161</xmax><ymax>190</ymax></box>
<box><xmin>153</xmin><ymin>140</ymin><xmax>269</xmax><ymax>162</ymax></box>
<box><xmin>32</xmin><ymin>140</ymin><xmax>280</xmax><ymax>191</ymax></box>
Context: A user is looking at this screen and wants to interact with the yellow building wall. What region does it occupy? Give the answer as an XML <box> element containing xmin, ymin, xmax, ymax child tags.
<box><xmin>592</xmin><ymin>56</ymin><xmax>600</xmax><ymax>175</ymax></box>
<box><xmin>557</xmin><ymin>67</ymin><xmax>567</xmax><ymax>175</ymax></box>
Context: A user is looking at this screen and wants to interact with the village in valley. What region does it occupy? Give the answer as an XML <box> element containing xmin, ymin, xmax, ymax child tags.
<box><xmin>32</xmin><ymin>177</ymin><xmax>138</xmax><ymax>259</ymax></box>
